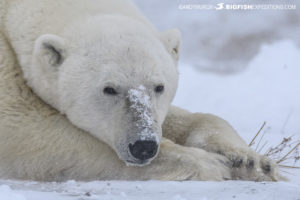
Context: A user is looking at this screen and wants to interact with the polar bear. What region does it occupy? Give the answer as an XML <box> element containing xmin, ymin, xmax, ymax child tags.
<box><xmin>0</xmin><ymin>0</ymin><xmax>280</xmax><ymax>181</ymax></box>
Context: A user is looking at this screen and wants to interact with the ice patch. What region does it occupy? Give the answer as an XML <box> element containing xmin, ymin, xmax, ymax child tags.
<box><xmin>128</xmin><ymin>86</ymin><xmax>158</xmax><ymax>142</ymax></box>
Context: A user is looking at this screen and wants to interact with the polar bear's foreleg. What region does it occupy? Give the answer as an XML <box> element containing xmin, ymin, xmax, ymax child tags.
<box><xmin>119</xmin><ymin>138</ymin><xmax>232</xmax><ymax>181</ymax></box>
<box><xmin>162</xmin><ymin>106</ymin><xmax>280</xmax><ymax>181</ymax></box>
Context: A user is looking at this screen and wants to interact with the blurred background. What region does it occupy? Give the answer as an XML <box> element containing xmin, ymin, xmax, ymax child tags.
<box><xmin>134</xmin><ymin>0</ymin><xmax>300</xmax><ymax>73</ymax></box>
<box><xmin>134</xmin><ymin>0</ymin><xmax>300</xmax><ymax>163</ymax></box>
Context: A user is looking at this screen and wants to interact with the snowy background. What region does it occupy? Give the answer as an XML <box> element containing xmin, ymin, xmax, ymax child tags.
<box><xmin>134</xmin><ymin>0</ymin><xmax>300</xmax><ymax>74</ymax></box>
<box><xmin>1</xmin><ymin>0</ymin><xmax>300</xmax><ymax>199</ymax></box>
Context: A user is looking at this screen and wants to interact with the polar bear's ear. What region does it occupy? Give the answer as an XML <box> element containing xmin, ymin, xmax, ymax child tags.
<box><xmin>159</xmin><ymin>29</ymin><xmax>181</xmax><ymax>61</ymax></box>
<box><xmin>34</xmin><ymin>34</ymin><xmax>66</xmax><ymax>67</ymax></box>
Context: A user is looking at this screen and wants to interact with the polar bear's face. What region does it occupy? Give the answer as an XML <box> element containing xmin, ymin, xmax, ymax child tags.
<box><xmin>31</xmin><ymin>16</ymin><xmax>180</xmax><ymax>165</ymax></box>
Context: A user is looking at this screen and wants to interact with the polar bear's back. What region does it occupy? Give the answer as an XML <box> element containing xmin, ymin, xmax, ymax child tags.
<box><xmin>4</xmin><ymin>0</ymin><xmax>152</xmax><ymax>37</ymax></box>
<box><xmin>2</xmin><ymin>0</ymin><xmax>154</xmax><ymax>91</ymax></box>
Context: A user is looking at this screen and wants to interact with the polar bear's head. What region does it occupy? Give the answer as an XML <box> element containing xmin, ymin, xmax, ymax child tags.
<box><xmin>31</xmin><ymin>16</ymin><xmax>180</xmax><ymax>165</ymax></box>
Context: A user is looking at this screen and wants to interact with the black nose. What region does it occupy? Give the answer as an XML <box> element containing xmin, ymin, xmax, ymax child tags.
<box><xmin>129</xmin><ymin>140</ymin><xmax>158</xmax><ymax>160</ymax></box>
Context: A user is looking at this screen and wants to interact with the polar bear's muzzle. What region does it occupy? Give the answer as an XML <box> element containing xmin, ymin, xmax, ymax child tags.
<box><xmin>122</xmin><ymin>86</ymin><xmax>161</xmax><ymax>165</ymax></box>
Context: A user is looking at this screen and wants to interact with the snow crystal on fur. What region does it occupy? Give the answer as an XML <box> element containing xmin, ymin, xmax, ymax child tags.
<box><xmin>128</xmin><ymin>86</ymin><xmax>158</xmax><ymax>141</ymax></box>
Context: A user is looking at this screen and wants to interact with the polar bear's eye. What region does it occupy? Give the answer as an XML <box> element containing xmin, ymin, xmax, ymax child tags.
<box><xmin>103</xmin><ymin>87</ymin><xmax>118</xmax><ymax>95</ymax></box>
<box><xmin>155</xmin><ymin>85</ymin><xmax>164</xmax><ymax>93</ymax></box>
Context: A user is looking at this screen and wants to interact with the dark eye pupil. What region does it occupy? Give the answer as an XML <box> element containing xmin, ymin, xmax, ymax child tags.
<box><xmin>104</xmin><ymin>87</ymin><xmax>117</xmax><ymax>95</ymax></box>
<box><xmin>155</xmin><ymin>85</ymin><xmax>164</xmax><ymax>93</ymax></box>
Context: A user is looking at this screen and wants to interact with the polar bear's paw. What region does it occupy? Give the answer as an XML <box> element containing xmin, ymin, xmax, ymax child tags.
<box><xmin>192</xmin><ymin>151</ymin><xmax>232</xmax><ymax>181</ymax></box>
<box><xmin>215</xmin><ymin>146</ymin><xmax>280</xmax><ymax>181</ymax></box>
<box><xmin>258</xmin><ymin>156</ymin><xmax>281</xmax><ymax>181</ymax></box>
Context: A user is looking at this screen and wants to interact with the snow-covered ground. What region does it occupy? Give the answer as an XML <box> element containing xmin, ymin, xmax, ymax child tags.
<box><xmin>1</xmin><ymin>179</ymin><xmax>300</xmax><ymax>200</ymax></box>
<box><xmin>0</xmin><ymin>39</ymin><xmax>299</xmax><ymax>200</ymax></box>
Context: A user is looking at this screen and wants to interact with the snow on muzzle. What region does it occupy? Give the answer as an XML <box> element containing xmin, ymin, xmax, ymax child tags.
<box><xmin>127</xmin><ymin>86</ymin><xmax>159</xmax><ymax>161</ymax></box>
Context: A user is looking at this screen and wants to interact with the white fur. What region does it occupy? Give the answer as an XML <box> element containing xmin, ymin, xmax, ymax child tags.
<box><xmin>0</xmin><ymin>0</ymin><xmax>281</xmax><ymax>181</ymax></box>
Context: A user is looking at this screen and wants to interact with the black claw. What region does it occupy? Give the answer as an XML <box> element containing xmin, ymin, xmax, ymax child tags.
<box><xmin>216</xmin><ymin>150</ymin><xmax>224</xmax><ymax>155</ymax></box>
<box><xmin>262</xmin><ymin>164</ymin><xmax>271</xmax><ymax>173</ymax></box>
<box><xmin>247</xmin><ymin>160</ymin><xmax>255</xmax><ymax>169</ymax></box>
<box><xmin>232</xmin><ymin>158</ymin><xmax>243</xmax><ymax>168</ymax></box>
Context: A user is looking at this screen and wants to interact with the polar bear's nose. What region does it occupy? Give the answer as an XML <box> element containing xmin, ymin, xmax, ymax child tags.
<box><xmin>129</xmin><ymin>140</ymin><xmax>158</xmax><ymax>160</ymax></box>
